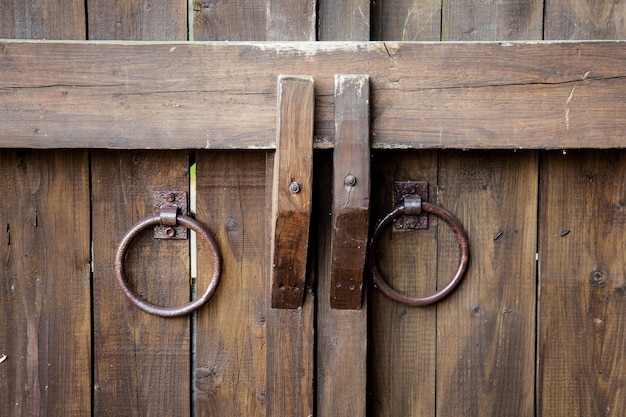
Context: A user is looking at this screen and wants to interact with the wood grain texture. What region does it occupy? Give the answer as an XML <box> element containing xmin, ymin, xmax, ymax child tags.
<box><xmin>194</xmin><ymin>152</ymin><xmax>268</xmax><ymax>417</ymax></box>
<box><xmin>315</xmin><ymin>151</ymin><xmax>368</xmax><ymax>417</ymax></box>
<box><xmin>270</xmin><ymin>75</ymin><xmax>314</xmax><ymax>309</ymax></box>
<box><xmin>318</xmin><ymin>0</ymin><xmax>369</xmax><ymax>40</ymax></box>
<box><xmin>91</xmin><ymin>151</ymin><xmax>191</xmax><ymax>417</ymax></box>
<box><xmin>442</xmin><ymin>0</ymin><xmax>543</xmax><ymax>40</ymax></box>
<box><xmin>544</xmin><ymin>0</ymin><xmax>626</xmax><ymax>40</ymax></box>
<box><xmin>193</xmin><ymin>0</ymin><xmax>266</xmax><ymax>41</ymax></box>
<box><xmin>367</xmin><ymin>151</ymin><xmax>438</xmax><ymax>416</ymax></box>
<box><xmin>0</xmin><ymin>0</ymin><xmax>85</xmax><ymax>39</ymax></box>
<box><xmin>329</xmin><ymin>74</ymin><xmax>370</xmax><ymax>309</ymax></box>
<box><xmin>0</xmin><ymin>151</ymin><xmax>91</xmax><ymax>417</ymax></box>
<box><xmin>371</xmin><ymin>0</ymin><xmax>441</xmax><ymax>41</ymax></box>
<box><xmin>436</xmin><ymin>151</ymin><xmax>537</xmax><ymax>416</ymax></box>
<box><xmin>88</xmin><ymin>0</ymin><xmax>187</xmax><ymax>40</ymax></box>
<box><xmin>538</xmin><ymin>151</ymin><xmax>626</xmax><ymax>416</ymax></box>
<box><xmin>3</xmin><ymin>41</ymin><xmax>626</xmax><ymax>150</ymax></box>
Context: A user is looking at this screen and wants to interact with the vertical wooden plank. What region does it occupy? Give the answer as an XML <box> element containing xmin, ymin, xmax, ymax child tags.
<box><xmin>88</xmin><ymin>0</ymin><xmax>187</xmax><ymax>40</ymax></box>
<box><xmin>436</xmin><ymin>151</ymin><xmax>537</xmax><ymax>416</ymax></box>
<box><xmin>267</xmin><ymin>0</ymin><xmax>316</xmax><ymax>40</ymax></box>
<box><xmin>367</xmin><ymin>151</ymin><xmax>438</xmax><ymax>417</ymax></box>
<box><xmin>442</xmin><ymin>0</ymin><xmax>543</xmax><ymax>40</ymax></box>
<box><xmin>91</xmin><ymin>151</ymin><xmax>191</xmax><ymax>416</ymax></box>
<box><xmin>193</xmin><ymin>0</ymin><xmax>267</xmax><ymax>41</ymax></box>
<box><xmin>316</xmin><ymin>4</ymin><xmax>370</xmax><ymax>417</ymax></box>
<box><xmin>194</xmin><ymin>152</ymin><xmax>269</xmax><ymax>417</ymax></box>
<box><xmin>544</xmin><ymin>0</ymin><xmax>626</xmax><ymax>40</ymax></box>
<box><xmin>538</xmin><ymin>151</ymin><xmax>626</xmax><ymax>416</ymax></box>
<box><xmin>270</xmin><ymin>75</ymin><xmax>314</xmax><ymax>309</ymax></box>
<box><xmin>89</xmin><ymin>3</ymin><xmax>191</xmax><ymax>416</ymax></box>
<box><xmin>318</xmin><ymin>0</ymin><xmax>370</xmax><ymax>40</ymax></box>
<box><xmin>371</xmin><ymin>0</ymin><xmax>441</xmax><ymax>41</ymax></box>
<box><xmin>0</xmin><ymin>0</ymin><xmax>86</xmax><ymax>39</ymax></box>
<box><xmin>329</xmin><ymin>74</ymin><xmax>370</xmax><ymax>310</ymax></box>
<box><xmin>0</xmin><ymin>151</ymin><xmax>91</xmax><ymax>417</ymax></box>
<box><xmin>0</xmin><ymin>3</ymin><xmax>89</xmax><ymax>416</ymax></box>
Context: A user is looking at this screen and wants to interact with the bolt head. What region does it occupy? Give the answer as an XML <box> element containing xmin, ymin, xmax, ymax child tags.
<box><xmin>289</xmin><ymin>182</ymin><xmax>301</xmax><ymax>194</ymax></box>
<box><xmin>344</xmin><ymin>174</ymin><xmax>357</xmax><ymax>186</ymax></box>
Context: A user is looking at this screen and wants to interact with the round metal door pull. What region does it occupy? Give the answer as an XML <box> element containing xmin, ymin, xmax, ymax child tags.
<box><xmin>115</xmin><ymin>211</ymin><xmax>221</xmax><ymax>317</ymax></box>
<box><xmin>368</xmin><ymin>199</ymin><xmax>469</xmax><ymax>306</ymax></box>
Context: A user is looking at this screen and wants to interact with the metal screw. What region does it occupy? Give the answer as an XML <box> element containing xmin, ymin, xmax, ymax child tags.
<box><xmin>344</xmin><ymin>174</ymin><xmax>357</xmax><ymax>186</ymax></box>
<box><xmin>164</xmin><ymin>227</ymin><xmax>176</xmax><ymax>238</ymax></box>
<box><xmin>165</xmin><ymin>193</ymin><xmax>176</xmax><ymax>203</ymax></box>
<box><xmin>289</xmin><ymin>182</ymin><xmax>301</xmax><ymax>194</ymax></box>
<box><xmin>349</xmin><ymin>285</ymin><xmax>356</xmax><ymax>291</ymax></box>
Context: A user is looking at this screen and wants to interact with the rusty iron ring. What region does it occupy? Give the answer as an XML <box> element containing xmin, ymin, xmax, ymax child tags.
<box><xmin>115</xmin><ymin>214</ymin><xmax>221</xmax><ymax>317</ymax></box>
<box><xmin>368</xmin><ymin>202</ymin><xmax>469</xmax><ymax>306</ymax></box>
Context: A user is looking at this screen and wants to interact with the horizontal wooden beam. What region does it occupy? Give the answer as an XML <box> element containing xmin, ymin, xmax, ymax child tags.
<box><xmin>1</xmin><ymin>40</ymin><xmax>626</xmax><ymax>149</ymax></box>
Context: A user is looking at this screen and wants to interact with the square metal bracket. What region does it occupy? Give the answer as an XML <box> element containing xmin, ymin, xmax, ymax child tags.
<box><xmin>152</xmin><ymin>190</ymin><xmax>188</xmax><ymax>239</ymax></box>
<box><xmin>393</xmin><ymin>181</ymin><xmax>429</xmax><ymax>229</ymax></box>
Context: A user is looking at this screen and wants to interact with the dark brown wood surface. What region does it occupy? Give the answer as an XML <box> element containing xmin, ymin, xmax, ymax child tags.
<box><xmin>329</xmin><ymin>74</ymin><xmax>370</xmax><ymax>309</ymax></box>
<box><xmin>91</xmin><ymin>151</ymin><xmax>192</xmax><ymax>416</ymax></box>
<box><xmin>193</xmin><ymin>152</ymin><xmax>269</xmax><ymax>416</ymax></box>
<box><xmin>538</xmin><ymin>150</ymin><xmax>626</xmax><ymax>416</ymax></box>
<box><xmin>367</xmin><ymin>151</ymin><xmax>439</xmax><ymax>416</ymax></box>
<box><xmin>88</xmin><ymin>2</ymin><xmax>192</xmax><ymax>417</ymax></box>
<box><xmin>0</xmin><ymin>151</ymin><xmax>91</xmax><ymax>416</ymax></box>
<box><xmin>270</xmin><ymin>75</ymin><xmax>314</xmax><ymax>309</ymax></box>
<box><xmin>0</xmin><ymin>3</ymin><xmax>90</xmax><ymax>417</ymax></box>
<box><xmin>2</xmin><ymin>41</ymin><xmax>626</xmax><ymax>150</ymax></box>
<box><xmin>436</xmin><ymin>151</ymin><xmax>538</xmax><ymax>416</ymax></box>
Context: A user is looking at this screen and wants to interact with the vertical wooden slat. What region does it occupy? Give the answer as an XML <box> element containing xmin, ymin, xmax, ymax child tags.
<box><xmin>0</xmin><ymin>151</ymin><xmax>91</xmax><ymax>417</ymax></box>
<box><xmin>442</xmin><ymin>0</ymin><xmax>543</xmax><ymax>40</ymax></box>
<box><xmin>89</xmin><ymin>2</ymin><xmax>190</xmax><ymax>416</ymax></box>
<box><xmin>538</xmin><ymin>151</ymin><xmax>626</xmax><ymax>416</ymax></box>
<box><xmin>87</xmin><ymin>0</ymin><xmax>187</xmax><ymax>40</ymax></box>
<box><xmin>371</xmin><ymin>0</ymin><xmax>441</xmax><ymax>41</ymax></box>
<box><xmin>544</xmin><ymin>0</ymin><xmax>626</xmax><ymax>40</ymax></box>
<box><xmin>193</xmin><ymin>0</ymin><xmax>267</xmax><ymax>41</ymax></box>
<box><xmin>318</xmin><ymin>0</ymin><xmax>370</xmax><ymax>40</ymax></box>
<box><xmin>0</xmin><ymin>3</ymin><xmax>89</xmax><ymax>416</ymax></box>
<box><xmin>367</xmin><ymin>151</ymin><xmax>438</xmax><ymax>417</ymax></box>
<box><xmin>436</xmin><ymin>151</ymin><xmax>537</xmax><ymax>416</ymax></box>
<box><xmin>0</xmin><ymin>0</ymin><xmax>86</xmax><ymax>39</ymax></box>
<box><xmin>315</xmin><ymin>3</ymin><xmax>370</xmax><ymax>417</ymax></box>
<box><xmin>192</xmin><ymin>2</ymin><xmax>317</xmax><ymax>416</ymax></box>
<box><xmin>194</xmin><ymin>152</ymin><xmax>269</xmax><ymax>417</ymax></box>
<box><xmin>538</xmin><ymin>9</ymin><xmax>626</xmax><ymax>416</ymax></box>
<box><xmin>329</xmin><ymin>74</ymin><xmax>370</xmax><ymax>310</ymax></box>
<box><xmin>91</xmin><ymin>151</ymin><xmax>191</xmax><ymax>416</ymax></box>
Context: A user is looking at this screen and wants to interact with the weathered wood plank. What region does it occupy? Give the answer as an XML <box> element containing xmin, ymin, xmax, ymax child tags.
<box><xmin>538</xmin><ymin>150</ymin><xmax>626</xmax><ymax>416</ymax></box>
<box><xmin>194</xmin><ymin>152</ymin><xmax>268</xmax><ymax>417</ymax></box>
<box><xmin>544</xmin><ymin>0</ymin><xmax>626</xmax><ymax>40</ymax></box>
<box><xmin>2</xmin><ymin>41</ymin><xmax>626</xmax><ymax>150</ymax></box>
<box><xmin>367</xmin><ymin>151</ymin><xmax>438</xmax><ymax>416</ymax></box>
<box><xmin>318</xmin><ymin>0</ymin><xmax>369</xmax><ymax>40</ymax></box>
<box><xmin>0</xmin><ymin>151</ymin><xmax>91</xmax><ymax>417</ymax></box>
<box><xmin>270</xmin><ymin>75</ymin><xmax>314</xmax><ymax>309</ymax></box>
<box><xmin>0</xmin><ymin>0</ymin><xmax>86</xmax><ymax>40</ymax></box>
<box><xmin>87</xmin><ymin>0</ymin><xmax>187</xmax><ymax>40</ymax></box>
<box><xmin>371</xmin><ymin>0</ymin><xmax>441</xmax><ymax>41</ymax></box>
<box><xmin>91</xmin><ymin>151</ymin><xmax>191</xmax><ymax>417</ymax></box>
<box><xmin>435</xmin><ymin>151</ymin><xmax>537</xmax><ymax>416</ymax></box>
<box><xmin>443</xmin><ymin>0</ymin><xmax>543</xmax><ymax>40</ymax></box>
<box><xmin>329</xmin><ymin>74</ymin><xmax>370</xmax><ymax>309</ymax></box>
<box><xmin>315</xmin><ymin>151</ymin><xmax>368</xmax><ymax>416</ymax></box>
<box><xmin>193</xmin><ymin>0</ymin><xmax>267</xmax><ymax>41</ymax></box>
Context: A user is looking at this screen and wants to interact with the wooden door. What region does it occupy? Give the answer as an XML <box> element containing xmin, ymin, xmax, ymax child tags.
<box><xmin>3</xmin><ymin>1</ymin><xmax>626</xmax><ymax>417</ymax></box>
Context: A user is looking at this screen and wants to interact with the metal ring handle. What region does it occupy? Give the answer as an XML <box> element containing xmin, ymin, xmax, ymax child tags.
<box><xmin>115</xmin><ymin>214</ymin><xmax>221</xmax><ymax>317</ymax></box>
<box><xmin>368</xmin><ymin>202</ymin><xmax>469</xmax><ymax>306</ymax></box>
